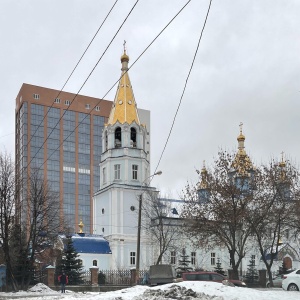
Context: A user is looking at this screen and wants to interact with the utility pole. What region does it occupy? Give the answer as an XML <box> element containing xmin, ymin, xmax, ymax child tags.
<box><xmin>135</xmin><ymin>194</ymin><xmax>142</xmax><ymax>284</ymax></box>
<box><xmin>135</xmin><ymin>170</ymin><xmax>162</xmax><ymax>284</ymax></box>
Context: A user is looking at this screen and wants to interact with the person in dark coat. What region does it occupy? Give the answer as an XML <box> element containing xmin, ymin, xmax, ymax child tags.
<box><xmin>58</xmin><ymin>272</ymin><xmax>68</xmax><ymax>293</ymax></box>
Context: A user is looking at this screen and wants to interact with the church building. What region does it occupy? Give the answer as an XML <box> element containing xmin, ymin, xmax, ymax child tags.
<box><xmin>93</xmin><ymin>49</ymin><xmax>156</xmax><ymax>270</ymax></box>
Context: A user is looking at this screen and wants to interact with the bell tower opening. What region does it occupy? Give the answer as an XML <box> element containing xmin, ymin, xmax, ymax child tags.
<box><xmin>130</xmin><ymin>127</ymin><xmax>137</xmax><ymax>148</ymax></box>
<box><xmin>115</xmin><ymin>127</ymin><xmax>122</xmax><ymax>148</ymax></box>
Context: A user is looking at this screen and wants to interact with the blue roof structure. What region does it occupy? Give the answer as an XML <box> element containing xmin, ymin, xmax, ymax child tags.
<box><xmin>69</xmin><ymin>234</ymin><xmax>112</xmax><ymax>254</ymax></box>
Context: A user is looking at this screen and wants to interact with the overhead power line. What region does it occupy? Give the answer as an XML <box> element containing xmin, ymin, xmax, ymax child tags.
<box><xmin>24</xmin><ymin>0</ymin><xmax>139</xmax><ymax>174</ymax></box>
<box><xmin>32</xmin><ymin>0</ymin><xmax>192</xmax><ymax>173</ymax></box>
<box><xmin>152</xmin><ymin>0</ymin><xmax>213</xmax><ymax>178</ymax></box>
<box><xmin>21</xmin><ymin>0</ymin><xmax>119</xmax><ymax>173</ymax></box>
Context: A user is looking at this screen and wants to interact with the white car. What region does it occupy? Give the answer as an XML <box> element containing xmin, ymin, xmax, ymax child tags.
<box><xmin>282</xmin><ymin>269</ymin><xmax>300</xmax><ymax>291</ymax></box>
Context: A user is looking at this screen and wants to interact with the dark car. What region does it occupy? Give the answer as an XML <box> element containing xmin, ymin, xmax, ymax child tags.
<box><xmin>182</xmin><ymin>271</ymin><xmax>247</xmax><ymax>287</ymax></box>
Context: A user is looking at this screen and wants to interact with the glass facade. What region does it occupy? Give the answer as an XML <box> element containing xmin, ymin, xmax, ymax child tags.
<box><xmin>15</xmin><ymin>85</ymin><xmax>109</xmax><ymax>234</ymax></box>
<box><xmin>78</xmin><ymin>113</ymin><xmax>91</xmax><ymax>232</ymax></box>
<box><xmin>63</xmin><ymin>110</ymin><xmax>76</xmax><ymax>229</ymax></box>
<box><xmin>47</xmin><ymin>107</ymin><xmax>60</xmax><ymax>193</ymax></box>
<box><xmin>93</xmin><ymin>115</ymin><xmax>103</xmax><ymax>192</ymax></box>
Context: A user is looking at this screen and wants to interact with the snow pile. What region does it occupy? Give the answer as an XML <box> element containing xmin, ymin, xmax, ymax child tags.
<box><xmin>132</xmin><ymin>285</ymin><xmax>224</xmax><ymax>300</ymax></box>
<box><xmin>27</xmin><ymin>283</ymin><xmax>58</xmax><ymax>293</ymax></box>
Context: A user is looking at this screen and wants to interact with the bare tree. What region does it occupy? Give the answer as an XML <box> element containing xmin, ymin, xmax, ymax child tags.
<box><xmin>142</xmin><ymin>191</ymin><xmax>182</xmax><ymax>265</ymax></box>
<box><xmin>181</xmin><ymin>150</ymin><xmax>255</xmax><ymax>280</ymax></box>
<box><xmin>0</xmin><ymin>151</ymin><xmax>61</xmax><ymax>291</ymax></box>
<box><xmin>16</xmin><ymin>168</ymin><xmax>60</xmax><ymax>289</ymax></box>
<box><xmin>182</xmin><ymin>150</ymin><xmax>300</xmax><ymax>282</ymax></box>
<box><xmin>246</xmin><ymin>158</ymin><xmax>300</xmax><ymax>286</ymax></box>
<box><xmin>0</xmin><ymin>152</ymin><xmax>18</xmax><ymax>290</ymax></box>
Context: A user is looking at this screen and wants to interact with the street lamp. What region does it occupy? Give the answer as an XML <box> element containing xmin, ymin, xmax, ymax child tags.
<box><xmin>136</xmin><ymin>170</ymin><xmax>162</xmax><ymax>284</ymax></box>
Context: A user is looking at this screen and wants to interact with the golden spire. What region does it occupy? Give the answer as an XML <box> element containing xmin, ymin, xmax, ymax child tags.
<box><xmin>78</xmin><ymin>219</ymin><xmax>84</xmax><ymax>234</ymax></box>
<box><xmin>231</xmin><ymin>123</ymin><xmax>254</xmax><ymax>175</ymax></box>
<box><xmin>107</xmin><ymin>43</ymin><xmax>140</xmax><ymax>125</ymax></box>
<box><xmin>279</xmin><ymin>151</ymin><xmax>287</xmax><ymax>181</ymax></box>
<box><xmin>199</xmin><ymin>160</ymin><xmax>209</xmax><ymax>189</ymax></box>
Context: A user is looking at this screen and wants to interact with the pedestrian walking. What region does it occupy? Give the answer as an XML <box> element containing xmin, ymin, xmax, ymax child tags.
<box><xmin>58</xmin><ymin>272</ymin><xmax>68</xmax><ymax>293</ymax></box>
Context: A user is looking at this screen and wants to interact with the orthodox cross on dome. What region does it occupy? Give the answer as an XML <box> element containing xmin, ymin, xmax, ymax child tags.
<box><xmin>239</xmin><ymin>122</ymin><xmax>243</xmax><ymax>134</ymax></box>
<box><xmin>281</xmin><ymin>151</ymin><xmax>285</xmax><ymax>162</ymax></box>
<box><xmin>123</xmin><ymin>40</ymin><xmax>127</xmax><ymax>52</ymax></box>
<box><xmin>78</xmin><ymin>219</ymin><xmax>84</xmax><ymax>234</ymax></box>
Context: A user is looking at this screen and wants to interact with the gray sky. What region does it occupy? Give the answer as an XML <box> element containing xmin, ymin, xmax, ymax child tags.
<box><xmin>1</xmin><ymin>0</ymin><xmax>299</xmax><ymax>197</ymax></box>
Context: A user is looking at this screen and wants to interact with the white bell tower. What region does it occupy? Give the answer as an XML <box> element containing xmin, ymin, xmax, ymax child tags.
<box><xmin>93</xmin><ymin>48</ymin><xmax>154</xmax><ymax>270</ymax></box>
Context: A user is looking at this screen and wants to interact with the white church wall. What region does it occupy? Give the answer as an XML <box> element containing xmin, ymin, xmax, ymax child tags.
<box><xmin>79</xmin><ymin>253</ymin><xmax>111</xmax><ymax>271</ymax></box>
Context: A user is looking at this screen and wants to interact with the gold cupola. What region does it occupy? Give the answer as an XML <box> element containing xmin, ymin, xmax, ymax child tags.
<box><xmin>107</xmin><ymin>43</ymin><xmax>141</xmax><ymax>126</ymax></box>
<box><xmin>198</xmin><ymin>161</ymin><xmax>209</xmax><ymax>190</ymax></box>
<box><xmin>279</xmin><ymin>152</ymin><xmax>287</xmax><ymax>181</ymax></box>
<box><xmin>231</xmin><ymin>123</ymin><xmax>254</xmax><ymax>176</ymax></box>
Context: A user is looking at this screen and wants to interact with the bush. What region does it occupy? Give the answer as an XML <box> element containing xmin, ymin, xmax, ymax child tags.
<box><xmin>98</xmin><ymin>272</ymin><xmax>106</xmax><ymax>284</ymax></box>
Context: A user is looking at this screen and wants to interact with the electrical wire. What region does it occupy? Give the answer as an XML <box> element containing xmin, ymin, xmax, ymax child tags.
<box><xmin>152</xmin><ymin>0</ymin><xmax>213</xmax><ymax>178</ymax></box>
<box><xmin>21</xmin><ymin>0</ymin><xmax>119</xmax><ymax>173</ymax></box>
<box><xmin>24</xmin><ymin>0</ymin><xmax>139</xmax><ymax>173</ymax></box>
<box><xmin>32</xmin><ymin>0</ymin><xmax>192</xmax><ymax>172</ymax></box>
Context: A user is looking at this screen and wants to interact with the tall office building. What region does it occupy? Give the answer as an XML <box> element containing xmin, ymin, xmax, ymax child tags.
<box><xmin>15</xmin><ymin>84</ymin><xmax>113</xmax><ymax>233</ymax></box>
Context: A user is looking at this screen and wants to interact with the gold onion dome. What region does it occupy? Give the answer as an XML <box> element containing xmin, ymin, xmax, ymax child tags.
<box><xmin>237</xmin><ymin>132</ymin><xmax>245</xmax><ymax>141</ymax></box>
<box><xmin>279</xmin><ymin>152</ymin><xmax>286</xmax><ymax>168</ymax></box>
<box><xmin>121</xmin><ymin>51</ymin><xmax>129</xmax><ymax>62</ymax></box>
<box><xmin>231</xmin><ymin>123</ymin><xmax>254</xmax><ymax>175</ymax></box>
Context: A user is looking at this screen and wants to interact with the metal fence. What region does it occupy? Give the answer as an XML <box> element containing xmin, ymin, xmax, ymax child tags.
<box><xmin>97</xmin><ymin>269</ymin><xmax>148</xmax><ymax>286</ymax></box>
<box><xmin>81</xmin><ymin>270</ymin><xmax>91</xmax><ymax>285</ymax></box>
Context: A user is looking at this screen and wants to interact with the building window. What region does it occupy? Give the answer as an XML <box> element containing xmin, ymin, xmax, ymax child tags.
<box><xmin>114</xmin><ymin>164</ymin><xmax>120</xmax><ymax>180</ymax></box>
<box><xmin>33</xmin><ymin>94</ymin><xmax>40</xmax><ymax>100</ymax></box>
<box><xmin>65</xmin><ymin>100</ymin><xmax>70</xmax><ymax>106</ymax></box>
<box><xmin>96</xmin><ymin>106</ymin><xmax>100</xmax><ymax>111</ymax></box>
<box><xmin>211</xmin><ymin>253</ymin><xmax>216</xmax><ymax>265</ymax></box>
<box><xmin>54</xmin><ymin>98</ymin><xmax>60</xmax><ymax>103</ymax></box>
<box><xmin>103</xmin><ymin>167</ymin><xmax>106</xmax><ymax>184</ymax></box>
<box><xmin>130</xmin><ymin>252</ymin><xmax>136</xmax><ymax>265</ymax></box>
<box><xmin>85</xmin><ymin>104</ymin><xmax>90</xmax><ymax>109</ymax></box>
<box><xmin>251</xmin><ymin>255</ymin><xmax>256</xmax><ymax>265</ymax></box>
<box><xmin>102</xmin><ymin>208</ymin><xmax>105</xmax><ymax>214</ymax></box>
<box><xmin>170</xmin><ymin>251</ymin><xmax>176</xmax><ymax>265</ymax></box>
<box><xmin>191</xmin><ymin>252</ymin><xmax>196</xmax><ymax>265</ymax></box>
<box><xmin>132</xmin><ymin>165</ymin><xmax>138</xmax><ymax>180</ymax></box>
<box><xmin>93</xmin><ymin>260</ymin><xmax>97</xmax><ymax>266</ymax></box>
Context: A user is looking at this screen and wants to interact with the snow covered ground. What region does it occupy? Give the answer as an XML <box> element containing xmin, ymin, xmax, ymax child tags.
<box><xmin>0</xmin><ymin>282</ymin><xmax>299</xmax><ymax>300</ymax></box>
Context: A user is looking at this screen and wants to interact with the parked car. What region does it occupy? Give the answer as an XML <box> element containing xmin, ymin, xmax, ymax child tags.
<box><xmin>266</xmin><ymin>275</ymin><xmax>283</xmax><ymax>288</ymax></box>
<box><xmin>149</xmin><ymin>264</ymin><xmax>177</xmax><ymax>286</ymax></box>
<box><xmin>181</xmin><ymin>271</ymin><xmax>247</xmax><ymax>287</ymax></box>
<box><xmin>282</xmin><ymin>269</ymin><xmax>300</xmax><ymax>291</ymax></box>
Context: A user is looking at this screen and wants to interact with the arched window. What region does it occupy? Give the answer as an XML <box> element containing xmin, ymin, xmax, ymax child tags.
<box><xmin>130</xmin><ymin>127</ymin><xmax>136</xmax><ymax>148</ymax></box>
<box><xmin>93</xmin><ymin>260</ymin><xmax>98</xmax><ymax>266</ymax></box>
<box><xmin>115</xmin><ymin>127</ymin><xmax>122</xmax><ymax>148</ymax></box>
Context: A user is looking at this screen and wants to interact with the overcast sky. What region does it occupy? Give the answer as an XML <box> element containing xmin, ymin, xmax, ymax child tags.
<box><xmin>1</xmin><ymin>0</ymin><xmax>299</xmax><ymax>197</ymax></box>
